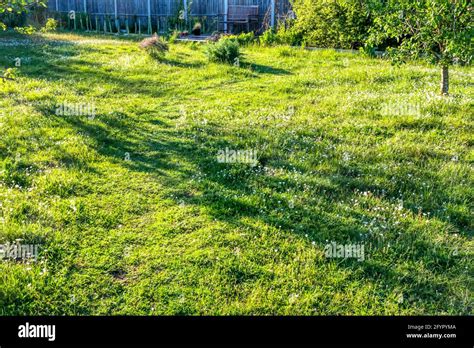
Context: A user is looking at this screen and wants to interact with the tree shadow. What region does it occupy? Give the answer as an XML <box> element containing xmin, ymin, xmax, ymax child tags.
<box><xmin>242</xmin><ymin>62</ymin><xmax>291</xmax><ymax>75</ymax></box>
<box><xmin>161</xmin><ymin>57</ymin><xmax>205</xmax><ymax>69</ymax></box>
<box><xmin>6</xmin><ymin>32</ymin><xmax>469</xmax><ymax>314</ymax></box>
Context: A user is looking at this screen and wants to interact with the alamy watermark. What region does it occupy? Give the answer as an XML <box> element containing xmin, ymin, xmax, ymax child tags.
<box><xmin>55</xmin><ymin>102</ymin><xmax>96</xmax><ymax>120</ymax></box>
<box><xmin>0</xmin><ymin>240</ymin><xmax>40</xmax><ymax>261</ymax></box>
<box><xmin>324</xmin><ymin>242</ymin><xmax>365</xmax><ymax>262</ymax></box>
<box><xmin>217</xmin><ymin>147</ymin><xmax>258</xmax><ymax>166</ymax></box>
<box><xmin>18</xmin><ymin>322</ymin><xmax>55</xmax><ymax>341</ymax></box>
<box><xmin>381</xmin><ymin>101</ymin><xmax>422</xmax><ymax>117</ymax></box>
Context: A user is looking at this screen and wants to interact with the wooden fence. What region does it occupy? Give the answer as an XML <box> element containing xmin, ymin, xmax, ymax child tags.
<box><xmin>46</xmin><ymin>0</ymin><xmax>292</xmax><ymax>34</ymax></box>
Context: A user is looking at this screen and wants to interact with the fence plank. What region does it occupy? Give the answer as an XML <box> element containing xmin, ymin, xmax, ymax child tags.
<box><xmin>47</xmin><ymin>0</ymin><xmax>290</xmax><ymax>33</ymax></box>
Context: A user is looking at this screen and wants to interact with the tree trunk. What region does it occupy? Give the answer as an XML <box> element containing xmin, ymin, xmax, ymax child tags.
<box><xmin>441</xmin><ymin>65</ymin><xmax>449</xmax><ymax>95</ymax></box>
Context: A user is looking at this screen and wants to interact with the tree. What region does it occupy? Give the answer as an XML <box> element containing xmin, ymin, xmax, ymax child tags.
<box><xmin>0</xmin><ymin>0</ymin><xmax>46</xmax><ymax>30</ymax></box>
<box><xmin>369</xmin><ymin>0</ymin><xmax>473</xmax><ymax>95</ymax></box>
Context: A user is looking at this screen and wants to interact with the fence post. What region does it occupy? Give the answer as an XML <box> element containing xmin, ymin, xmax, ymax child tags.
<box><xmin>56</xmin><ymin>0</ymin><xmax>59</xmax><ymax>11</ymax></box>
<box><xmin>169</xmin><ymin>0</ymin><xmax>172</xmax><ymax>30</ymax></box>
<box><xmin>82</xmin><ymin>0</ymin><xmax>87</xmax><ymax>31</ymax></box>
<box><xmin>147</xmin><ymin>0</ymin><xmax>152</xmax><ymax>34</ymax></box>
<box><xmin>224</xmin><ymin>0</ymin><xmax>228</xmax><ymax>33</ymax></box>
<box><xmin>114</xmin><ymin>0</ymin><xmax>119</xmax><ymax>33</ymax></box>
<box><xmin>184</xmin><ymin>0</ymin><xmax>189</xmax><ymax>25</ymax></box>
<box><xmin>270</xmin><ymin>0</ymin><xmax>275</xmax><ymax>29</ymax></box>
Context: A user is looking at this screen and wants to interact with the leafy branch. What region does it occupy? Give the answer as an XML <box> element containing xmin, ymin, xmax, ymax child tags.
<box><xmin>1</xmin><ymin>68</ymin><xmax>16</xmax><ymax>81</ymax></box>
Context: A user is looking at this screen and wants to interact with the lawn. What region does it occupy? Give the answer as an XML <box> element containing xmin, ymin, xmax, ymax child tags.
<box><xmin>0</xmin><ymin>32</ymin><xmax>472</xmax><ymax>315</ymax></box>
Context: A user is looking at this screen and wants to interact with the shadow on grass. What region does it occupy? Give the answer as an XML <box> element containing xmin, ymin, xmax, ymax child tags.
<box><xmin>6</xmin><ymin>32</ymin><xmax>469</xmax><ymax>314</ymax></box>
<box><xmin>160</xmin><ymin>57</ymin><xmax>205</xmax><ymax>69</ymax></box>
<box><xmin>242</xmin><ymin>62</ymin><xmax>291</xmax><ymax>75</ymax></box>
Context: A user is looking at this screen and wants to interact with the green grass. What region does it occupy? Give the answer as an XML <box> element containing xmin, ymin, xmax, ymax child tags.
<box><xmin>0</xmin><ymin>32</ymin><xmax>472</xmax><ymax>315</ymax></box>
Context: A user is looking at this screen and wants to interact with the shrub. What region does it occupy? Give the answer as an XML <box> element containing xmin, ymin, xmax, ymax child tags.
<box><xmin>205</xmin><ymin>37</ymin><xmax>241</xmax><ymax>64</ymax></box>
<box><xmin>14</xmin><ymin>25</ymin><xmax>35</xmax><ymax>35</ymax></box>
<box><xmin>0</xmin><ymin>8</ymin><xmax>27</xmax><ymax>29</ymax></box>
<box><xmin>276</xmin><ymin>24</ymin><xmax>302</xmax><ymax>46</ymax></box>
<box><xmin>291</xmin><ymin>0</ymin><xmax>372</xmax><ymax>49</ymax></box>
<box><xmin>223</xmin><ymin>34</ymin><xmax>247</xmax><ymax>45</ymax></box>
<box><xmin>41</xmin><ymin>18</ymin><xmax>58</xmax><ymax>32</ymax></box>
<box><xmin>139</xmin><ymin>34</ymin><xmax>169</xmax><ymax>60</ymax></box>
<box><xmin>168</xmin><ymin>30</ymin><xmax>180</xmax><ymax>44</ymax></box>
<box><xmin>258</xmin><ymin>26</ymin><xmax>302</xmax><ymax>47</ymax></box>
<box><xmin>189</xmin><ymin>41</ymin><xmax>200</xmax><ymax>50</ymax></box>
<box><xmin>1</xmin><ymin>68</ymin><xmax>16</xmax><ymax>82</ymax></box>
<box><xmin>259</xmin><ymin>29</ymin><xmax>279</xmax><ymax>46</ymax></box>
<box><xmin>235</xmin><ymin>32</ymin><xmax>255</xmax><ymax>46</ymax></box>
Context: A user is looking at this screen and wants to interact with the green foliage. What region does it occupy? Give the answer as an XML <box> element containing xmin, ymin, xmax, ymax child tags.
<box><xmin>291</xmin><ymin>0</ymin><xmax>373</xmax><ymax>48</ymax></box>
<box><xmin>235</xmin><ymin>31</ymin><xmax>255</xmax><ymax>46</ymax></box>
<box><xmin>205</xmin><ymin>37</ymin><xmax>241</xmax><ymax>64</ymax></box>
<box><xmin>359</xmin><ymin>43</ymin><xmax>377</xmax><ymax>58</ymax></box>
<box><xmin>225</xmin><ymin>32</ymin><xmax>255</xmax><ymax>46</ymax></box>
<box><xmin>259</xmin><ymin>28</ymin><xmax>279</xmax><ymax>46</ymax></box>
<box><xmin>259</xmin><ymin>26</ymin><xmax>303</xmax><ymax>47</ymax></box>
<box><xmin>369</xmin><ymin>0</ymin><xmax>473</xmax><ymax>67</ymax></box>
<box><xmin>168</xmin><ymin>30</ymin><xmax>180</xmax><ymax>44</ymax></box>
<box><xmin>13</xmin><ymin>24</ymin><xmax>35</xmax><ymax>34</ymax></box>
<box><xmin>139</xmin><ymin>35</ymin><xmax>169</xmax><ymax>60</ymax></box>
<box><xmin>0</xmin><ymin>31</ymin><xmax>472</xmax><ymax>316</ymax></box>
<box><xmin>4</xmin><ymin>67</ymin><xmax>16</xmax><ymax>79</ymax></box>
<box><xmin>368</xmin><ymin>0</ymin><xmax>473</xmax><ymax>94</ymax></box>
<box><xmin>188</xmin><ymin>41</ymin><xmax>200</xmax><ymax>50</ymax></box>
<box><xmin>41</xmin><ymin>18</ymin><xmax>58</xmax><ymax>33</ymax></box>
<box><xmin>0</xmin><ymin>0</ymin><xmax>46</xmax><ymax>13</ymax></box>
<box><xmin>0</xmin><ymin>0</ymin><xmax>46</xmax><ymax>29</ymax></box>
<box><xmin>275</xmin><ymin>23</ymin><xmax>302</xmax><ymax>46</ymax></box>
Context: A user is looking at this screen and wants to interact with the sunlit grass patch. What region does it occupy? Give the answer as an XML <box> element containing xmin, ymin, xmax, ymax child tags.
<box><xmin>0</xmin><ymin>31</ymin><xmax>472</xmax><ymax>315</ymax></box>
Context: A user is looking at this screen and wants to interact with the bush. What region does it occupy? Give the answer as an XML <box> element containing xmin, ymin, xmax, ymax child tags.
<box><xmin>139</xmin><ymin>35</ymin><xmax>169</xmax><ymax>60</ymax></box>
<box><xmin>0</xmin><ymin>10</ymin><xmax>27</xmax><ymax>29</ymax></box>
<box><xmin>188</xmin><ymin>41</ymin><xmax>200</xmax><ymax>50</ymax></box>
<box><xmin>276</xmin><ymin>24</ymin><xmax>302</xmax><ymax>46</ymax></box>
<box><xmin>41</xmin><ymin>18</ymin><xmax>58</xmax><ymax>32</ymax></box>
<box><xmin>14</xmin><ymin>25</ymin><xmax>35</xmax><ymax>35</ymax></box>
<box><xmin>259</xmin><ymin>29</ymin><xmax>279</xmax><ymax>46</ymax></box>
<box><xmin>223</xmin><ymin>33</ymin><xmax>254</xmax><ymax>46</ymax></box>
<box><xmin>235</xmin><ymin>32</ymin><xmax>255</xmax><ymax>46</ymax></box>
<box><xmin>291</xmin><ymin>0</ymin><xmax>372</xmax><ymax>49</ymax></box>
<box><xmin>168</xmin><ymin>30</ymin><xmax>180</xmax><ymax>44</ymax></box>
<box><xmin>205</xmin><ymin>37</ymin><xmax>241</xmax><ymax>64</ymax></box>
<box><xmin>1</xmin><ymin>68</ymin><xmax>16</xmax><ymax>82</ymax></box>
<box><xmin>258</xmin><ymin>26</ymin><xmax>302</xmax><ymax>47</ymax></box>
